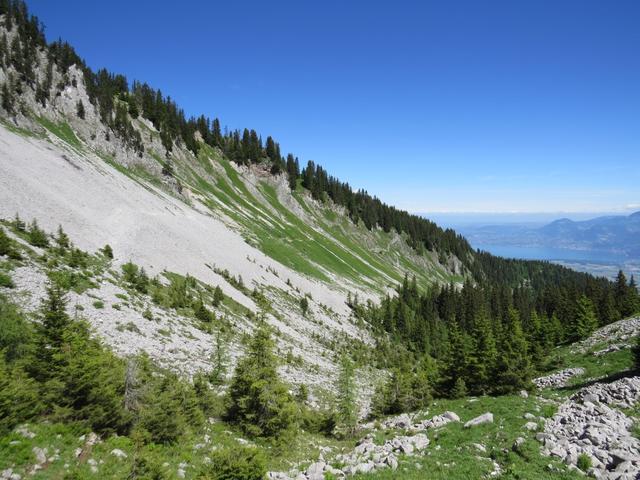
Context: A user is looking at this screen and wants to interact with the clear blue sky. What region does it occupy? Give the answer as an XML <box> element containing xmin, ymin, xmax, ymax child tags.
<box><xmin>29</xmin><ymin>0</ymin><xmax>640</xmax><ymax>214</ymax></box>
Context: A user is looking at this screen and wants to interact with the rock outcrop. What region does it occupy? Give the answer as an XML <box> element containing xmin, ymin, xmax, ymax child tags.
<box><xmin>539</xmin><ymin>376</ymin><xmax>640</xmax><ymax>479</ymax></box>
<box><xmin>533</xmin><ymin>368</ymin><xmax>585</xmax><ymax>389</ymax></box>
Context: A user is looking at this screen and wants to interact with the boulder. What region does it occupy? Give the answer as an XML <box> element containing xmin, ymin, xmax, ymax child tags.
<box><xmin>464</xmin><ymin>413</ymin><xmax>493</xmax><ymax>428</ymax></box>
<box><xmin>110</xmin><ymin>449</ymin><xmax>127</xmax><ymax>459</ymax></box>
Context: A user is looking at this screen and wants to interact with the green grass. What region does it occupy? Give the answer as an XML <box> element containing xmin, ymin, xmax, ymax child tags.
<box><xmin>356</xmin><ymin>394</ymin><xmax>581</xmax><ymax>480</ymax></box>
<box><xmin>541</xmin><ymin>344</ymin><xmax>636</xmax><ymax>397</ymax></box>
<box><xmin>36</xmin><ymin>116</ymin><xmax>83</xmax><ymax>150</ymax></box>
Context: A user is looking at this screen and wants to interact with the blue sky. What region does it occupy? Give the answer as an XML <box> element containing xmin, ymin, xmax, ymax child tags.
<box><xmin>29</xmin><ymin>0</ymin><xmax>640</xmax><ymax>214</ymax></box>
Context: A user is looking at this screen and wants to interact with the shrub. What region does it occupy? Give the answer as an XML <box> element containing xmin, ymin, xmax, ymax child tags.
<box><xmin>199</xmin><ymin>447</ymin><xmax>266</xmax><ymax>480</ymax></box>
<box><xmin>0</xmin><ymin>271</ymin><xmax>14</xmax><ymax>288</ymax></box>
<box><xmin>577</xmin><ymin>453</ymin><xmax>592</xmax><ymax>472</ymax></box>
<box><xmin>128</xmin><ymin>452</ymin><xmax>166</xmax><ymax>480</ymax></box>
<box><xmin>93</xmin><ymin>300</ymin><xmax>105</xmax><ymax>309</ymax></box>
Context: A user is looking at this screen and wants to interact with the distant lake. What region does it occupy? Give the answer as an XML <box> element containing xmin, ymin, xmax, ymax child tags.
<box><xmin>472</xmin><ymin>244</ymin><xmax>628</xmax><ymax>264</ymax></box>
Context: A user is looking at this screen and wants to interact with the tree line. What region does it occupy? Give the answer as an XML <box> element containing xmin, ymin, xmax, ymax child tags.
<box><xmin>355</xmin><ymin>270</ymin><xmax>640</xmax><ymax>416</ymax></box>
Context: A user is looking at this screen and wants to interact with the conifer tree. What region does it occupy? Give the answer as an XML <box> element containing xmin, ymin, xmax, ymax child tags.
<box><xmin>494</xmin><ymin>308</ymin><xmax>532</xmax><ymax>394</ymax></box>
<box><xmin>224</xmin><ymin>324</ymin><xmax>297</xmax><ymax>439</ymax></box>
<box><xmin>467</xmin><ymin>310</ymin><xmax>497</xmax><ymax>394</ymax></box>
<box><xmin>55</xmin><ymin>225</ymin><xmax>70</xmax><ymax>251</ymax></box>
<box><xmin>212</xmin><ymin>285</ymin><xmax>224</xmax><ymax>307</ymax></box>
<box><xmin>0</xmin><ymin>227</ymin><xmax>12</xmax><ymax>257</ymax></box>
<box><xmin>32</xmin><ymin>284</ymin><xmax>70</xmax><ymax>382</ymax></box>
<box><xmin>13</xmin><ymin>213</ymin><xmax>25</xmax><ymax>232</ymax></box>
<box><xmin>209</xmin><ymin>330</ymin><xmax>228</xmax><ymax>386</ymax></box>
<box><xmin>575</xmin><ymin>295</ymin><xmax>599</xmax><ymax>340</ymax></box>
<box><xmin>76</xmin><ymin>99</ymin><xmax>85</xmax><ymax>119</ymax></box>
<box><xmin>2</xmin><ymin>82</ymin><xmax>15</xmax><ymax>114</ymax></box>
<box><xmin>27</xmin><ymin>219</ymin><xmax>49</xmax><ymax>247</ymax></box>
<box><xmin>334</xmin><ymin>355</ymin><xmax>357</xmax><ymax>438</ymax></box>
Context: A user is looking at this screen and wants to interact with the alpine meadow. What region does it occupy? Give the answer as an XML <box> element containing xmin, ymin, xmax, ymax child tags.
<box><xmin>0</xmin><ymin>1</ymin><xmax>639</xmax><ymax>479</ymax></box>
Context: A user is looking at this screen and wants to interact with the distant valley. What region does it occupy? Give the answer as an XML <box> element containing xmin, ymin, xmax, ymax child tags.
<box><xmin>429</xmin><ymin>211</ymin><xmax>640</xmax><ymax>279</ymax></box>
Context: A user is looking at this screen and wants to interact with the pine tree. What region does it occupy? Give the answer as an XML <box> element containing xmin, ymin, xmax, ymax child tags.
<box><xmin>209</xmin><ymin>330</ymin><xmax>228</xmax><ymax>386</ymax></box>
<box><xmin>27</xmin><ymin>219</ymin><xmax>49</xmax><ymax>247</ymax></box>
<box><xmin>0</xmin><ymin>227</ymin><xmax>12</xmax><ymax>257</ymax></box>
<box><xmin>224</xmin><ymin>324</ymin><xmax>298</xmax><ymax>439</ymax></box>
<box><xmin>1</xmin><ymin>82</ymin><xmax>13</xmax><ymax>114</ymax></box>
<box><xmin>212</xmin><ymin>285</ymin><xmax>224</xmax><ymax>307</ymax></box>
<box><xmin>76</xmin><ymin>99</ymin><xmax>85</xmax><ymax>119</ymax></box>
<box><xmin>300</xmin><ymin>296</ymin><xmax>309</xmax><ymax>316</ymax></box>
<box><xmin>614</xmin><ymin>270</ymin><xmax>635</xmax><ymax>318</ymax></box>
<box><xmin>443</xmin><ymin>322</ymin><xmax>472</xmax><ymax>396</ymax></box>
<box><xmin>31</xmin><ymin>284</ymin><xmax>70</xmax><ymax>382</ymax></box>
<box><xmin>575</xmin><ymin>295</ymin><xmax>599</xmax><ymax>340</ymax></box>
<box><xmin>494</xmin><ymin>308</ymin><xmax>532</xmax><ymax>394</ymax></box>
<box><xmin>467</xmin><ymin>310</ymin><xmax>497</xmax><ymax>394</ymax></box>
<box><xmin>334</xmin><ymin>355</ymin><xmax>357</xmax><ymax>438</ymax></box>
<box><xmin>55</xmin><ymin>225</ymin><xmax>70</xmax><ymax>251</ymax></box>
<box><xmin>13</xmin><ymin>213</ymin><xmax>25</xmax><ymax>232</ymax></box>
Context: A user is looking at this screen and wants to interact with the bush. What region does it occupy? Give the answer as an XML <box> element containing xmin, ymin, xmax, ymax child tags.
<box><xmin>199</xmin><ymin>447</ymin><xmax>266</xmax><ymax>480</ymax></box>
<box><xmin>93</xmin><ymin>300</ymin><xmax>105</xmax><ymax>309</ymax></box>
<box><xmin>577</xmin><ymin>453</ymin><xmax>592</xmax><ymax>472</ymax></box>
<box><xmin>0</xmin><ymin>271</ymin><xmax>14</xmax><ymax>288</ymax></box>
<box><xmin>128</xmin><ymin>452</ymin><xmax>166</xmax><ymax>479</ymax></box>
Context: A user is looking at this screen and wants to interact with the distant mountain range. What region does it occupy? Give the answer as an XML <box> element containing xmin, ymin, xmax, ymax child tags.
<box><xmin>459</xmin><ymin>211</ymin><xmax>640</xmax><ymax>259</ymax></box>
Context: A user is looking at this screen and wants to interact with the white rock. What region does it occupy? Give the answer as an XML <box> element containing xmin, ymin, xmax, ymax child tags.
<box><xmin>464</xmin><ymin>413</ymin><xmax>493</xmax><ymax>428</ymax></box>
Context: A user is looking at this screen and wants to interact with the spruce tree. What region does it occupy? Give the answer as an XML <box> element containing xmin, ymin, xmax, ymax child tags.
<box><xmin>467</xmin><ymin>310</ymin><xmax>497</xmax><ymax>394</ymax></box>
<box><xmin>27</xmin><ymin>219</ymin><xmax>49</xmax><ymax>248</ymax></box>
<box><xmin>30</xmin><ymin>285</ymin><xmax>69</xmax><ymax>382</ymax></box>
<box><xmin>76</xmin><ymin>99</ymin><xmax>85</xmax><ymax>119</ymax></box>
<box><xmin>1</xmin><ymin>82</ymin><xmax>12</xmax><ymax>114</ymax></box>
<box><xmin>209</xmin><ymin>330</ymin><xmax>228</xmax><ymax>386</ymax></box>
<box><xmin>334</xmin><ymin>355</ymin><xmax>357</xmax><ymax>438</ymax></box>
<box><xmin>0</xmin><ymin>227</ymin><xmax>12</xmax><ymax>257</ymax></box>
<box><xmin>494</xmin><ymin>308</ymin><xmax>532</xmax><ymax>394</ymax></box>
<box><xmin>212</xmin><ymin>285</ymin><xmax>224</xmax><ymax>307</ymax></box>
<box><xmin>575</xmin><ymin>295</ymin><xmax>599</xmax><ymax>340</ymax></box>
<box><xmin>224</xmin><ymin>324</ymin><xmax>297</xmax><ymax>439</ymax></box>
